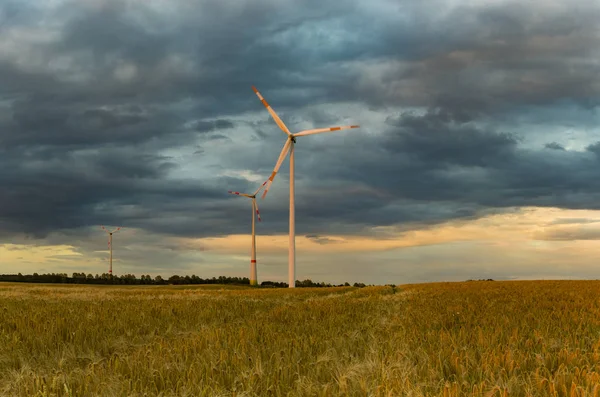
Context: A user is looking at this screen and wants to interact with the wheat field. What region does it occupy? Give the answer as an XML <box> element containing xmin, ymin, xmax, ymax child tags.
<box><xmin>1</xmin><ymin>280</ymin><xmax>600</xmax><ymax>396</ymax></box>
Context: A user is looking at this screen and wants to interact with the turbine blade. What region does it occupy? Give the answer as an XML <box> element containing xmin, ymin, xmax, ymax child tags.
<box><xmin>112</xmin><ymin>227</ymin><xmax>121</xmax><ymax>233</ymax></box>
<box><xmin>228</xmin><ymin>191</ymin><xmax>252</xmax><ymax>198</ymax></box>
<box><xmin>253</xmin><ymin>199</ymin><xmax>262</xmax><ymax>222</ymax></box>
<box><xmin>253</xmin><ymin>179</ymin><xmax>269</xmax><ymax>197</ymax></box>
<box><xmin>252</xmin><ymin>86</ymin><xmax>291</xmax><ymax>136</ymax></box>
<box><xmin>261</xmin><ymin>179</ymin><xmax>273</xmax><ymax>199</ymax></box>
<box><xmin>262</xmin><ymin>139</ymin><xmax>292</xmax><ymax>199</ymax></box>
<box><xmin>293</xmin><ymin>125</ymin><xmax>360</xmax><ymax>137</ymax></box>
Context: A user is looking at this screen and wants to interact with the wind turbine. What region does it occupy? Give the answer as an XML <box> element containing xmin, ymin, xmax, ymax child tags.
<box><xmin>101</xmin><ymin>226</ymin><xmax>121</xmax><ymax>276</ymax></box>
<box><xmin>251</xmin><ymin>86</ymin><xmax>359</xmax><ymax>288</ymax></box>
<box><xmin>228</xmin><ymin>181</ymin><xmax>268</xmax><ymax>286</ymax></box>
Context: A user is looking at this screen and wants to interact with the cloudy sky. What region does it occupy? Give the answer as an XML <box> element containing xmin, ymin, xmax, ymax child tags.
<box><xmin>1</xmin><ymin>0</ymin><xmax>600</xmax><ymax>284</ymax></box>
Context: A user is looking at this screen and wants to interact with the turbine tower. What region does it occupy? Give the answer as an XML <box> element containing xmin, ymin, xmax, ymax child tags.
<box><xmin>101</xmin><ymin>226</ymin><xmax>121</xmax><ymax>276</ymax></box>
<box><xmin>228</xmin><ymin>180</ymin><xmax>268</xmax><ymax>286</ymax></box>
<box><xmin>251</xmin><ymin>86</ymin><xmax>360</xmax><ymax>288</ymax></box>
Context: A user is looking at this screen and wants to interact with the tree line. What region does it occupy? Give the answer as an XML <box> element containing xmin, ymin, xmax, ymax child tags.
<box><xmin>0</xmin><ymin>273</ymin><xmax>367</xmax><ymax>288</ymax></box>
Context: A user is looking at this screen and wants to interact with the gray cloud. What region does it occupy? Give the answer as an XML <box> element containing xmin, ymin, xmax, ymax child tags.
<box><xmin>545</xmin><ymin>142</ymin><xmax>566</xmax><ymax>150</ymax></box>
<box><xmin>536</xmin><ymin>226</ymin><xmax>600</xmax><ymax>241</ymax></box>
<box><xmin>305</xmin><ymin>234</ymin><xmax>340</xmax><ymax>245</ymax></box>
<box><xmin>1</xmin><ymin>0</ymin><xmax>600</xmax><ymax>280</ymax></box>
<box><xmin>193</xmin><ymin>119</ymin><xmax>235</xmax><ymax>134</ymax></box>
<box><xmin>548</xmin><ymin>218</ymin><xmax>600</xmax><ymax>226</ymax></box>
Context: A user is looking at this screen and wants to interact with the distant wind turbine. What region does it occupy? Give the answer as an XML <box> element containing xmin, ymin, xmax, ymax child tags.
<box><xmin>251</xmin><ymin>86</ymin><xmax>360</xmax><ymax>288</ymax></box>
<box><xmin>101</xmin><ymin>226</ymin><xmax>121</xmax><ymax>276</ymax></box>
<box><xmin>228</xmin><ymin>181</ymin><xmax>268</xmax><ymax>286</ymax></box>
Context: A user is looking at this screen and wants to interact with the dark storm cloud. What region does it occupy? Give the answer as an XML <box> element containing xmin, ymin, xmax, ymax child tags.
<box><xmin>1</xmin><ymin>0</ymin><xmax>600</xmax><ymax>244</ymax></box>
<box><xmin>193</xmin><ymin>119</ymin><xmax>235</xmax><ymax>134</ymax></box>
<box><xmin>384</xmin><ymin>110</ymin><xmax>519</xmax><ymax>167</ymax></box>
<box><xmin>0</xmin><ymin>144</ymin><xmax>236</xmax><ymax>238</ymax></box>
<box><xmin>1</xmin><ymin>95</ymin><xmax>190</xmax><ymax>148</ymax></box>
<box><xmin>342</xmin><ymin>2</ymin><xmax>600</xmax><ymax>115</ymax></box>
<box><xmin>586</xmin><ymin>142</ymin><xmax>600</xmax><ymax>156</ymax></box>
<box><xmin>305</xmin><ymin>234</ymin><xmax>339</xmax><ymax>245</ymax></box>
<box><xmin>545</xmin><ymin>142</ymin><xmax>566</xmax><ymax>151</ymax></box>
<box><xmin>278</xmin><ymin>104</ymin><xmax>600</xmax><ymax>236</ymax></box>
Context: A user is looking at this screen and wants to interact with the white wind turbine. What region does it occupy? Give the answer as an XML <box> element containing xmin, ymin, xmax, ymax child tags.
<box><xmin>101</xmin><ymin>225</ymin><xmax>121</xmax><ymax>276</ymax></box>
<box><xmin>251</xmin><ymin>86</ymin><xmax>360</xmax><ymax>288</ymax></box>
<box><xmin>228</xmin><ymin>181</ymin><xmax>268</xmax><ymax>286</ymax></box>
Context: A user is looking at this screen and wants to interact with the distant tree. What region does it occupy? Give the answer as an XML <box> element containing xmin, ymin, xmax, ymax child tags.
<box><xmin>0</xmin><ymin>272</ymin><xmax>355</xmax><ymax>288</ymax></box>
<box><xmin>168</xmin><ymin>275</ymin><xmax>182</xmax><ymax>285</ymax></box>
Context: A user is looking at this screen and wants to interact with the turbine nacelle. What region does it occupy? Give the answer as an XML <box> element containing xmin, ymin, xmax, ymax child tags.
<box><xmin>227</xmin><ymin>181</ymin><xmax>268</xmax><ymax>223</ymax></box>
<box><xmin>101</xmin><ymin>225</ymin><xmax>121</xmax><ymax>235</ymax></box>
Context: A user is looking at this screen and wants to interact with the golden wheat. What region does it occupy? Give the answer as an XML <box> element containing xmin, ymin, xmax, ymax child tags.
<box><xmin>0</xmin><ymin>281</ymin><xmax>599</xmax><ymax>396</ymax></box>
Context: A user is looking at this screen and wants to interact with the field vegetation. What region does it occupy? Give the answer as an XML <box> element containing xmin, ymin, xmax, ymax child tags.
<box><xmin>1</xmin><ymin>280</ymin><xmax>600</xmax><ymax>396</ymax></box>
